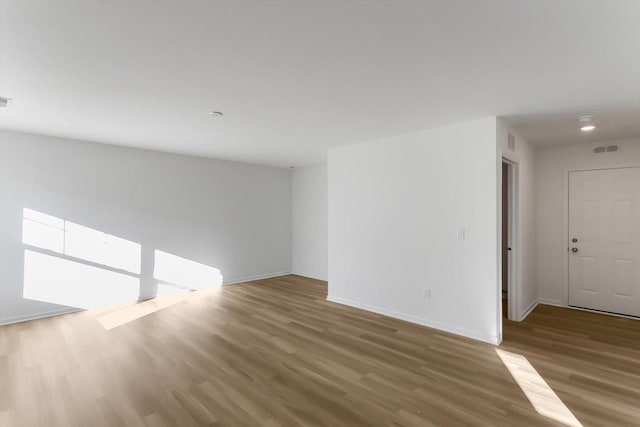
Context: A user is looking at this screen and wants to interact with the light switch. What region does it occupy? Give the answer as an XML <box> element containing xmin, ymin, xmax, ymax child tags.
<box><xmin>457</xmin><ymin>228</ymin><xmax>465</xmax><ymax>240</ymax></box>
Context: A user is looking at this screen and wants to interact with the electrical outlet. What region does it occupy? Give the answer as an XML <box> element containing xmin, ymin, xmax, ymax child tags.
<box><xmin>457</xmin><ymin>228</ymin><xmax>465</xmax><ymax>240</ymax></box>
<box><xmin>423</xmin><ymin>289</ymin><xmax>431</xmax><ymax>299</ymax></box>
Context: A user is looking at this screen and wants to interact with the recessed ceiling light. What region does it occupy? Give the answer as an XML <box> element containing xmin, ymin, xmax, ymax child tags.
<box><xmin>209</xmin><ymin>111</ymin><xmax>223</xmax><ymax>117</ymax></box>
<box><xmin>578</xmin><ymin>115</ymin><xmax>595</xmax><ymax>132</ymax></box>
<box><xmin>0</xmin><ymin>97</ymin><xmax>12</xmax><ymax>107</ymax></box>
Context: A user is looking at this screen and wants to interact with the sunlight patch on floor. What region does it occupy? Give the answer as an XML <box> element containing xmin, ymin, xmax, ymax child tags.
<box><xmin>496</xmin><ymin>349</ymin><xmax>582</xmax><ymax>427</ymax></box>
<box><xmin>96</xmin><ymin>292</ymin><xmax>191</xmax><ymax>330</ymax></box>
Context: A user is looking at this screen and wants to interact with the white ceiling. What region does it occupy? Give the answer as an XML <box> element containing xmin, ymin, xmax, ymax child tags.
<box><xmin>1</xmin><ymin>1</ymin><xmax>639</xmax><ymax>167</ymax></box>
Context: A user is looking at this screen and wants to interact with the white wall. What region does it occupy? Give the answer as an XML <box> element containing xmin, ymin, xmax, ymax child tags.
<box><xmin>536</xmin><ymin>137</ymin><xmax>640</xmax><ymax>305</ymax></box>
<box><xmin>496</xmin><ymin>119</ymin><xmax>538</xmax><ymax>320</ymax></box>
<box><xmin>328</xmin><ymin>118</ymin><xmax>500</xmax><ymax>344</ymax></box>
<box><xmin>0</xmin><ymin>130</ymin><xmax>292</xmax><ymax>324</ymax></box>
<box><xmin>292</xmin><ymin>165</ymin><xmax>328</xmax><ymax>280</ymax></box>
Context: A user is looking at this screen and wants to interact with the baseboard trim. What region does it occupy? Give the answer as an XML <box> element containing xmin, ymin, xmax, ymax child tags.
<box><xmin>540</xmin><ymin>300</ymin><xmax>640</xmax><ymax>321</ymax></box>
<box><xmin>290</xmin><ymin>271</ymin><xmax>328</xmax><ymax>281</ymax></box>
<box><xmin>539</xmin><ymin>300</ymin><xmax>640</xmax><ymax>321</ymax></box>
<box><xmin>326</xmin><ymin>295</ymin><xmax>500</xmax><ymax>345</ymax></box>
<box><xmin>519</xmin><ymin>300</ymin><xmax>539</xmax><ymax>321</ymax></box>
<box><xmin>538</xmin><ymin>299</ymin><xmax>565</xmax><ymax>307</ymax></box>
<box><xmin>0</xmin><ymin>272</ymin><xmax>292</xmax><ymax>326</ymax></box>
<box><xmin>0</xmin><ymin>307</ymin><xmax>84</xmax><ymax>326</ymax></box>
<box><xmin>566</xmin><ymin>305</ymin><xmax>640</xmax><ymax>321</ymax></box>
<box><xmin>223</xmin><ymin>271</ymin><xmax>291</xmax><ymax>286</ymax></box>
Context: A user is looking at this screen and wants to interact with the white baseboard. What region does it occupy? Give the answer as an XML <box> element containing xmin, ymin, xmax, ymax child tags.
<box><xmin>0</xmin><ymin>272</ymin><xmax>292</xmax><ymax>326</ymax></box>
<box><xmin>326</xmin><ymin>295</ymin><xmax>500</xmax><ymax>345</ymax></box>
<box><xmin>565</xmin><ymin>305</ymin><xmax>640</xmax><ymax>321</ymax></box>
<box><xmin>537</xmin><ymin>300</ymin><xmax>640</xmax><ymax>321</ymax></box>
<box><xmin>0</xmin><ymin>307</ymin><xmax>84</xmax><ymax>326</ymax></box>
<box><xmin>223</xmin><ymin>271</ymin><xmax>291</xmax><ymax>286</ymax></box>
<box><xmin>519</xmin><ymin>300</ymin><xmax>539</xmax><ymax>321</ymax></box>
<box><xmin>538</xmin><ymin>299</ymin><xmax>565</xmax><ymax>307</ymax></box>
<box><xmin>290</xmin><ymin>271</ymin><xmax>328</xmax><ymax>281</ymax></box>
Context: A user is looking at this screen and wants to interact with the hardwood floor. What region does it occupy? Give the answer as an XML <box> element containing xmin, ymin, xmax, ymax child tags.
<box><xmin>1</xmin><ymin>275</ymin><xmax>639</xmax><ymax>426</ymax></box>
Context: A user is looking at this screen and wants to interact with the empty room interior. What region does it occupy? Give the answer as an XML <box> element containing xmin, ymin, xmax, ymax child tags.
<box><xmin>1</xmin><ymin>1</ymin><xmax>640</xmax><ymax>426</ymax></box>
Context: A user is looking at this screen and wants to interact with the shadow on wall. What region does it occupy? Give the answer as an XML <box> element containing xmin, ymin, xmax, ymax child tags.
<box><xmin>22</xmin><ymin>207</ymin><xmax>223</xmax><ymax>311</ymax></box>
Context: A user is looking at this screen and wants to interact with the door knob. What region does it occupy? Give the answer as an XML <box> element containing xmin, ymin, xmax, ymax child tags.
<box><xmin>571</xmin><ymin>247</ymin><xmax>578</xmax><ymax>253</ymax></box>
<box><xmin>572</xmin><ymin>238</ymin><xmax>578</xmax><ymax>243</ymax></box>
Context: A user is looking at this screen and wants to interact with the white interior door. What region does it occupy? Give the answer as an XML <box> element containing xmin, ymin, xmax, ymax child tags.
<box><xmin>569</xmin><ymin>167</ymin><xmax>640</xmax><ymax>317</ymax></box>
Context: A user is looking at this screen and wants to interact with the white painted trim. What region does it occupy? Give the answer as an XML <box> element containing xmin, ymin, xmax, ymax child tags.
<box><xmin>497</xmin><ymin>154</ymin><xmax>522</xmax><ymax>341</ymax></box>
<box><xmin>0</xmin><ymin>272</ymin><xmax>292</xmax><ymax>326</ymax></box>
<box><xmin>567</xmin><ymin>305</ymin><xmax>640</xmax><ymax>320</ymax></box>
<box><xmin>496</xmin><ymin>152</ymin><xmax>504</xmax><ymax>343</ymax></box>
<box><xmin>291</xmin><ymin>271</ymin><xmax>328</xmax><ymax>281</ymax></box>
<box><xmin>0</xmin><ymin>307</ymin><xmax>84</xmax><ymax>326</ymax></box>
<box><xmin>566</xmin><ymin>164</ymin><xmax>640</xmax><ymax>173</ymax></box>
<box><xmin>503</xmin><ymin>159</ymin><xmax>520</xmax><ymax>321</ymax></box>
<box><xmin>538</xmin><ymin>299</ymin><xmax>565</xmax><ymax>307</ymax></box>
<box><xmin>562</xmin><ymin>169</ymin><xmax>570</xmax><ymax>307</ymax></box>
<box><xmin>326</xmin><ymin>295</ymin><xmax>500</xmax><ymax>345</ymax></box>
<box><xmin>539</xmin><ymin>301</ymin><xmax>640</xmax><ymax>321</ymax></box>
<box><xmin>223</xmin><ymin>271</ymin><xmax>291</xmax><ymax>286</ymax></box>
<box><xmin>519</xmin><ymin>300</ymin><xmax>538</xmax><ymax>321</ymax></box>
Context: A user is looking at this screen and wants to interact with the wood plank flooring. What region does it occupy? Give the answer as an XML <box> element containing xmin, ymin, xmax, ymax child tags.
<box><xmin>1</xmin><ymin>275</ymin><xmax>639</xmax><ymax>426</ymax></box>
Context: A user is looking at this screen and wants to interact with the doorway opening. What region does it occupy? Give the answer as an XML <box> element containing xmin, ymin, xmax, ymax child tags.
<box><xmin>502</xmin><ymin>159</ymin><xmax>517</xmax><ymax>321</ymax></box>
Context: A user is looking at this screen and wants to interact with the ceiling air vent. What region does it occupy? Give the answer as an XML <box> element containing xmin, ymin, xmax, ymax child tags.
<box><xmin>593</xmin><ymin>145</ymin><xmax>619</xmax><ymax>154</ymax></box>
<box><xmin>507</xmin><ymin>133</ymin><xmax>516</xmax><ymax>151</ymax></box>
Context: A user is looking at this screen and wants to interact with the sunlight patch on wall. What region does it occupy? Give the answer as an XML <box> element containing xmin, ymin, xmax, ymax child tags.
<box><xmin>22</xmin><ymin>208</ymin><xmax>141</xmax><ymax>273</ymax></box>
<box><xmin>22</xmin><ymin>209</ymin><xmax>65</xmax><ymax>252</ymax></box>
<box><xmin>496</xmin><ymin>349</ymin><xmax>582</xmax><ymax>427</ymax></box>
<box><xmin>154</xmin><ymin>250</ymin><xmax>223</xmax><ymax>290</ymax></box>
<box><xmin>156</xmin><ymin>282</ymin><xmax>192</xmax><ymax>297</ymax></box>
<box><xmin>21</xmin><ymin>208</ymin><xmax>142</xmax><ymax>309</ymax></box>
<box><xmin>23</xmin><ymin>250</ymin><xmax>140</xmax><ymax>309</ymax></box>
<box><xmin>21</xmin><ymin>208</ymin><xmax>223</xmax><ymax>317</ymax></box>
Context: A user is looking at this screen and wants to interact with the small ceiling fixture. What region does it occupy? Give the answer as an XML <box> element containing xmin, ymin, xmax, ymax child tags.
<box><xmin>209</xmin><ymin>111</ymin><xmax>223</xmax><ymax>117</ymax></box>
<box><xmin>578</xmin><ymin>115</ymin><xmax>595</xmax><ymax>132</ymax></box>
<box><xmin>0</xmin><ymin>97</ymin><xmax>12</xmax><ymax>107</ymax></box>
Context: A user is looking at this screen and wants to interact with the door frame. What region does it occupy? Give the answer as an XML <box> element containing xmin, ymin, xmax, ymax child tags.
<box><xmin>563</xmin><ymin>164</ymin><xmax>640</xmax><ymax>308</ymax></box>
<box><xmin>501</xmin><ymin>158</ymin><xmax>519</xmax><ymax>321</ymax></box>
